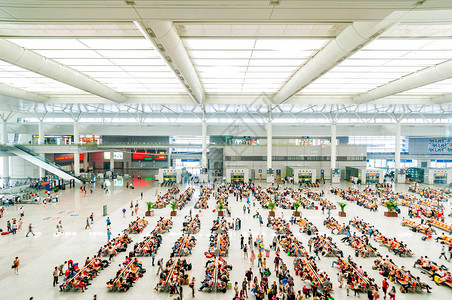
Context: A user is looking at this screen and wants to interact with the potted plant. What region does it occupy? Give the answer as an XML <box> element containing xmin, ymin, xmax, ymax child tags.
<box><xmin>145</xmin><ymin>201</ymin><xmax>154</xmax><ymax>217</ymax></box>
<box><xmin>293</xmin><ymin>201</ymin><xmax>301</xmax><ymax>217</ymax></box>
<box><xmin>338</xmin><ymin>202</ymin><xmax>347</xmax><ymax>217</ymax></box>
<box><xmin>170</xmin><ymin>201</ymin><xmax>178</xmax><ymax>216</ymax></box>
<box><xmin>384</xmin><ymin>199</ymin><xmax>399</xmax><ymax>217</ymax></box>
<box><xmin>53</xmin><ymin>186</ymin><xmax>59</xmax><ymax>193</ymax></box>
<box><xmin>218</xmin><ymin>200</ymin><xmax>224</xmax><ymax>217</ymax></box>
<box><xmin>268</xmin><ymin>201</ymin><xmax>276</xmax><ymax>217</ymax></box>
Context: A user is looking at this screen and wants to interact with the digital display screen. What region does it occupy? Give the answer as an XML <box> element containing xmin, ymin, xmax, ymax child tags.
<box><xmin>132</xmin><ymin>152</ymin><xmax>166</xmax><ymax>161</ymax></box>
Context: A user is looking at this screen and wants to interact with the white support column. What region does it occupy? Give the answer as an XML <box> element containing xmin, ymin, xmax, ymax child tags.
<box><xmin>201</xmin><ymin>121</ymin><xmax>208</xmax><ymax>183</ymax></box>
<box><xmin>266</xmin><ymin>121</ymin><xmax>274</xmax><ymax>183</ymax></box>
<box><xmin>38</xmin><ymin>120</ymin><xmax>45</xmax><ymax>178</ymax></box>
<box><xmin>330</xmin><ymin>124</ymin><xmax>337</xmax><ymax>170</ymax></box>
<box><xmin>38</xmin><ymin>120</ymin><xmax>44</xmax><ymax>145</ymax></box>
<box><xmin>74</xmin><ymin>152</ymin><xmax>80</xmax><ymax>176</ymax></box>
<box><xmin>73</xmin><ymin>121</ymin><xmax>80</xmax><ymax>144</ymax></box>
<box><xmin>110</xmin><ymin>151</ymin><xmax>114</xmax><ymax>172</ymax></box>
<box><xmin>1</xmin><ymin>119</ymin><xmax>7</xmax><ymax>145</ymax></box>
<box><xmin>83</xmin><ymin>153</ymin><xmax>87</xmax><ymax>172</ymax></box>
<box><xmin>395</xmin><ymin>121</ymin><xmax>404</xmax><ymax>183</ymax></box>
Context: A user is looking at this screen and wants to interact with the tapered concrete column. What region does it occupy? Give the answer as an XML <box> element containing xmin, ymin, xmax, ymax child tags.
<box><xmin>267</xmin><ymin>122</ymin><xmax>272</xmax><ymax>170</ymax></box>
<box><xmin>395</xmin><ymin>121</ymin><xmax>401</xmax><ymax>171</ymax></box>
<box><xmin>266</xmin><ymin>121</ymin><xmax>274</xmax><ymax>183</ymax></box>
<box><xmin>74</xmin><ymin>152</ymin><xmax>80</xmax><ymax>176</ymax></box>
<box><xmin>73</xmin><ymin>121</ymin><xmax>80</xmax><ymax>144</ymax></box>
<box><xmin>38</xmin><ymin>121</ymin><xmax>44</xmax><ymax>145</ymax></box>
<box><xmin>331</xmin><ymin>123</ymin><xmax>337</xmax><ymax>170</ymax></box>
<box><xmin>38</xmin><ymin>121</ymin><xmax>45</xmax><ymax>178</ymax></box>
<box><xmin>1</xmin><ymin>119</ymin><xmax>7</xmax><ymax>145</ymax></box>
<box><xmin>200</xmin><ymin>121</ymin><xmax>208</xmax><ymax>183</ymax></box>
<box><xmin>110</xmin><ymin>151</ymin><xmax>114</xmax><ymax>172</ymax></box>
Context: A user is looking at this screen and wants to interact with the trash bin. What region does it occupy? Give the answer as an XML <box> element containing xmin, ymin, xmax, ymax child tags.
<box><xmin>265</xmin><ymin>249</ymin><xmax>270</xmax><ymax>257</ymax></box>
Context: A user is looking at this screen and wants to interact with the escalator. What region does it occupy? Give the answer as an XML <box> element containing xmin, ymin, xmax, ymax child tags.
<box><xmin>9</xmin><ymin>144</ymin><xmax>82</xmax><ymax>183</ymax></box>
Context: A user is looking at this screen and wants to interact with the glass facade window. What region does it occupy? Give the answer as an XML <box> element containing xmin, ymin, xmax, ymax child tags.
<box><xmin>349</xmin><ymin>136</ymin><xmax>408</xmax><ymax>153</ymax></box>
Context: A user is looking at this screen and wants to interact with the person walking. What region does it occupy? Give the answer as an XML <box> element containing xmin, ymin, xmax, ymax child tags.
<box><xmin>151</xmin><ymin>251</ymin><xmax>156</xmax><ymax>266</ymax></box>
<box><xmin>141</xmin><ymin>192</ymin><xmax>143</xmax><ymax>200</ymax></box>
<box><xmin>243</xmin><ymin>244</ymin><xmax>248</xmax><ymax>258</ymax></box>
<box><xmin>250</xmin><ymin>250</ymin><xmax>255</xmax><ymax>265</ymax></box>
<box><xmin>189</xmin><ymin>277</ymin><xmax>195</xmax><ymax>298</ymax></box>
<box><xmin>53</xmin><ymin>266</ymin><xmax>59</xmax><ymax>287</ymax></box>
<box><xmin>12</xmin><ymin>257</ymin><xmax>19</xmax><ymax>274</ymax></box>
<box><xmin>90</xmin><ymin>212</ymin><xmax>94</xmax><ymax>224</ymax></box>
<box><xmin>156</xmin><ymin>258</ymin><xmax>163</xmax><ymax>275</ymax></box>
<box><xmin>106</xmin><ymin>217</ymin><xmax>111</xmax><ymax>229</ymax></box>
<box><xmin>388</xmin><ymin>286</ymin><xmax>396</xmax><ymax>300</ymax></box>
<box><xmin>85</xmin><ymin>217</ymin><xmax>91</xmax><ymax>229</ymax></box>
<box><xmin>58</xmin><ymin>261</ymin><xmax>66</xmax><ymax>276</ymax></box>
<box><xmin>440</xmin><ymin>245</ymin><xmax>448</xmax><ymax>259</ymax></box>
<box><xmin>107</xmin><ymin>228</ymin><xmax>111</xmax><ymax>241</ymax></box>
<box><xmin>18</xmin><ymin>218</ymin><xmax>23</xmax><ymax>231</ymax></box>
<box><xmin>122</xmin><ymin>208</ymin><xmax>126</xmax><ymax>218</ymax></box>
<box><xmin>26</xmin><ymin>223</ymin><xmax>35</xmax><ymax>237</ymax></box>
<box><xmin>382</xmin><ymin>278</ymin><xmax>389</xmax><ymax>299</ymax></box>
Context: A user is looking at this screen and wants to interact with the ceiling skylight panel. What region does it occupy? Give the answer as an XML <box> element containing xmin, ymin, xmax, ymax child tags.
<box><xmin>110</xmin><ymin>58</ymin><xmax>165</xmax><ymax>66</ymax></box>
<box><xmin>71</xmin><ymin>66</ymin><xmax>124</xmax><ymax>72</ymax></box>
<box><xmin>254</xmin><ymin>39</ymin><xmax>328</xmax><ymax>50</ymax></box>
<box><xmin>251</xmin><ymin>50</ymin><xmax>315</xmax><ymax>59</ymax></box>
<box><xmin>420</xmin><ymin>40</ymin><xmax>452</xmax><ymax>50</ymax></box>
<box><xmin>79</xmin><ymin>38</ymin><xmax>152</xmax><ymax>50</ymax></box>
<box><xmin>193</xmin><ymin>58</ymin><xmax>250</xmax><ymax>66</ymax></box>
<box><xmin>188</xmin><ymin>50</ymin><xmax>252</xmax><ymax>59</ymax></box>
<box><xmin>55</xmin><ymin>58</ymin><xmax>114</xmax><ymax>66</ymax></box>
<box><xmin>350</xmin><ymin>50</ymin><xmax>409</xmax><ymax>59</ymax></box>
<box><xmin>402</xmin><ymin>51</ymin><xmax>452</xmax><ymax>59</ymax></box>
<box><xmin>34</xmin><ymin>49</ymin><xmax>102</xmax><ymax>59</ymax></box>
<box><xmin>249</xmin><ymin>59</ymin><xmax>305</xmax><ymax>66</ymax></box>
<box><xmin>96</xmin><ymin>49</ymin><xmax>160</xmax><ymax>58</ymax></box>
<box><xmin>383</xmin><ymin>59</ymin><xmax>444</xmax><ymax>66</ymax></box>
<box><xmin>340</xmin><ymin>59</ymin><xmax>390</xmax><ymax>67</ymax></box>
<box><xmin>361</xmin><ymin>39</ymin><xmax>434</xmax><ymax>50</ymax></box>
<box><xmin>8</xmin><ymin>38</ymin><xmax>88</xmax><ymax>49</ymax></box>
<box><xmin>246</xmin><ymin>66</ymin><xmax>298</xmax><ymax>72</ymax></box>
<box><xmin>183</xmin><ymin>38</ymin><xmax>255</xmax><ymax>50</ymax></box>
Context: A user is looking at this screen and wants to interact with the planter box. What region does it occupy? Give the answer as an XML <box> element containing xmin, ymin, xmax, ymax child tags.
<box><xmin>218</xmin><ymin>211</ymin><xmax>224</xmax><ymax>217</ymax></box>
<box><xmin>384</xmin><ymin>211</ymin><xmax>398</xmax><ymax>217</ymax></box>
<box><xmin>170</xmin><ymin>211</ymin><xmax>177</xmax><ymax>216</ymax></box>
<box><xmin>293</xmin><ymin>211</ymin><xmax>301</xmax><ymax>217</ymax></box>
<box><xmin>338</xmin><ymin>211</ymin><xmax>346</xmax><ymax>217</ymax></box>
<box><xmin>145</xmin><ymin>211</ymin><xmax>151</xmax><ymax>217</ymax></box>
<box><xmin>269</xmin><ymin>211</ymin><xmax>276</xmax><ymax>217</ymax></box>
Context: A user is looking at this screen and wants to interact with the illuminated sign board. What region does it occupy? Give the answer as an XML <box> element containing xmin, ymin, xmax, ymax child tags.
<box><xmin>132</xmin><ymin>152</ymin><xmax>166</xmax><ymax>161</ymax></box>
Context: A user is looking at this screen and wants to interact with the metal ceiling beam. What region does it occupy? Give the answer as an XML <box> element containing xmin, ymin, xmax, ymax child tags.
<box><xmin>0</xmin><ymin>38</ymin><xmax>128</xmax><ymax>103</ymax></box>
<box><xmin>432</xmin><ymin>93</ymin><xmax>452</xmax><ymax>104</ymax></box>
<box><xmin>134</xmin><ymin>21</ymin><xmax>205</xmax><ymax>104</ymax></box>
<box><xmin>0</xmin><ymin>83</ymin><xmax>48</xmax><ymax>103</ymax></box>
<box><xmin>353</xmin><ymin>59</ymin><xmax>452</xmax><ymax>104</ymax></box>
<box><xmin>273</xmin><ymin>21</ymin><xmax>394</xmax><ymax>104</ymax></box>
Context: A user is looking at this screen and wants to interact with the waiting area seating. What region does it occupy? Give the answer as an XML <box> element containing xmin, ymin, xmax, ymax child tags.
<box><xmin>154</xmin><ymin>257</ymin><xmax>192</xmax><ymax>294</ymax></box>
<box><xmin>107</xmin><ymin>257</ymin><xmax>145</xmax><ymax>292</ymax></box>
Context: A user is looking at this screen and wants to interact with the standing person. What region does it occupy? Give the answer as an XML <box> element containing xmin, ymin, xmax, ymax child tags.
<box><xmin>134</xmin><ymin>204</ymin><xmax>138</xmax><ymax>216</ymax></box>
<box><xmin>53</xmin><ymin>266</ymin><xmax>59</xmax><ymax>287</ymax></box>
<box><xmin>90</xmin><ymin>212</ymin><xmax>94</xmax><ymax>224</ymax></box>
<box><xmin>189</xmin><ymin>277</ymin><xmax>195</xmax><ymax>298</ymax></box>
<box><xmin>85</xmin><ymin>217</ymin><xmax>91</xmax><ymax>229</ymax></box>
<box><xmin>18</xmin><ymin>218</ymin><xmax>23</xmax><ymax>231</ymax></box>
<box><xmin>250</xmin><ymin>250</ymin><xmax>255</xmax><ymax>265</ymax></box>
<box><xmin>140</xmin><ymin>192</ymin><xmax>143</xmax><ymax>200</ymax></box>
<box><xmin>156</xmin><ymin>258</ymin><xmax>163</xmax><ymax>275</ymax></box>
<box><xmin>388</xmin><ymin>286</ymin><xmax>396</xmax><ymax>300</ymax></box>
<box><xmin>58</xmin><ymin>220</ymin><xmax>63</xmax><ymax>233</ymax></box>
<box><xmin>241</xmin><ymin>234</ymin><xmax>244</xmax><ymax>249</ymax></box>
<box><xmin>107</xmin><ymin>228</ymin><xmax>111</xmax><ymax>241</ymax></box>
<box><xmin>19</xmin><ymin>206</ymin><xmax>24</xmax><ymax>217</ymax></box>
<box><xmin>11</xmin><ymin>220</ymin><xmax>17</xmax><ymax>235</ymax></box>
<box><xmin>243</xmin><ymin>244</ymin><xmax>248</xmax><ymax>258</ymax></box>
<box><xmin>12</xmin><ymin>257</ymin><xmax>19</xmax><ymax>274</ymax></box>
<box><xmin>26</xmin><ymin>223</ymin><xmax>35</xmax><ymax>237</ymax></box>
<box><xmin>122</xmin><ymin>208</ymin><xmax>126</xmax><ymax>218</ymax></box>
<box><xmin>151</xmin><ymin>251</ymin><xmax>156</xmax><ymax>266</ymax></box>
<box><xmin>440</xmin><ymin>245</ymin><xmax>448</xmax><ymax>259</ymax></box>
<box><xmin>58</xmin><ymin>261</ymin><xmax>66</xmax><ymax>276</ymax></box>
<box><xmin>382</xmin><ymin>278</ymin><xmax>389</xmax><ymax>299</ymax></box>
<box><xmin>106</xmin><ymin>217</ymin><xmax>111</xmax><ymax>229</ymax></box>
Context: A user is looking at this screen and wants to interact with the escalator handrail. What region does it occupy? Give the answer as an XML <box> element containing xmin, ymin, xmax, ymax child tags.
<box><xmin>12</xmin><ymin>144</ymin><xmax>82</xmax><ymax>181</ymax></box>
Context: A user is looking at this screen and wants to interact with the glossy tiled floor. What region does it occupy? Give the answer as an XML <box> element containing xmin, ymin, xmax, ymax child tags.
<box><xmin>1</xmin><ymin>180</ymin><xmax>451</xmax><ymax>300</ymax></box>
